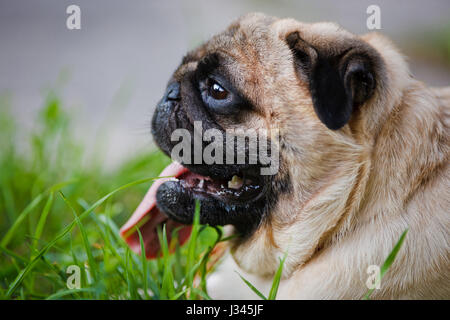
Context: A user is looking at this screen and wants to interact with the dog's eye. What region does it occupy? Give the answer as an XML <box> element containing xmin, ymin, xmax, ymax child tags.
<box><xmin>208</xmin><ymin>79</ymin><xmax>228</xmax><ymax>100</ymax></box>
<box><xmin>199</xmin><ymin>77</ymin><xmax>240</xmax><ymax>115</ymax></box>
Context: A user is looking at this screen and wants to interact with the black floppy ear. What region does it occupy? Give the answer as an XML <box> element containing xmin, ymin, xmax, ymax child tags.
<box><xmin>286</xmin><ymin>32</ymin><xmax>376</xmax><ymax>130</ymax></box>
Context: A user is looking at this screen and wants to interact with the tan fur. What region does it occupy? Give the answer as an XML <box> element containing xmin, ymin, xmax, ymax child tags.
<box><xmin>180</xmin><ymin>13</ymin><xmax>449</xmax><ymax>299</ymax></box>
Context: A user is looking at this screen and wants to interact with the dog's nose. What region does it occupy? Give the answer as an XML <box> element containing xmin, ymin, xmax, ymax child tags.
<box><xmin>165</xmin><ymin>82</ymin><xmax>181</xmax><ymax>101</ymax></box>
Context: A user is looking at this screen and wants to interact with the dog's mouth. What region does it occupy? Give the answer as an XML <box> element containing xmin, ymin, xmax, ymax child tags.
<box><xmin>177</xmin><ymin>167</ymin><xmax>263</xmax><ymax>203</ymax></box>
<box><xmin>119</xmin><ymin>162</ymin><xmax>266</xmax><ymax>259</ymax></box>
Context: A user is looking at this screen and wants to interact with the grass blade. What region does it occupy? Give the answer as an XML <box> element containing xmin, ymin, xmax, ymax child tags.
<box><xmin>158</xmin><ymin>224</ymin><xmax>175</xmax><ymax>299</ymax></box>
<box><xmin>125</xmin><ymin>248</ymin><xmax>138</xmax><ymax>299</ymax></box>
<box><xmin>235</xmin><ymin>271</ymin><xmax>267</xmax><ymax>300</ymax></box>
<box><xmin>268</xmin><ymin>251</ymin><xmax>288</xmax><ymax>300</ymax></box>
<box><xmin>137</xmin><ymin>229</ymin><xmax>149</xmax><ymax>299</ymax></box>
<box><xmin>46</xmin><ymin>288</ymin><xmax>97</xmax><ymax>300</ymax></box>
<box><xmin>185</xmin><ymin>200</ymin><xmax>201</xmax><ymax>299</ymax></box>
<box><xmin>59</xmin><ymin>191</ymin><xmax>98</xmax><ymax>282</ymax></box>
<box><xmin>171</xmin><ymin>288</ymin><xmax>188</xmax><ymax>300</ymax></box>
<box><xmin>363</xmin><ymin>228</ymin><xmax>408</xmax><ymax>300</ymax></box>
<box><xmin>191</xmin><ymin>287</ymin><xmax>212</xmax><ymax>300</ymax></box>
<box><xmin>199</xmin><ymin>227</ymin><xmax>222</xmax><ymax>295</ymax></box>
<box><xmin>32</xmin><ymin>192</ymin><xmax>54</xmax><ymax>252</ymax></box>
<box><xmin>380</xmin><ymin>229</ymin><xmax>409</xmax><ymax>277</ymax></box>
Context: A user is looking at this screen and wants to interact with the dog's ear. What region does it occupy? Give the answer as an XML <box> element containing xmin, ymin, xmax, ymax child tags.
<box><xmin>286</xmin><ymin>32</ymin><xmax>376</xmax><ymax>130</ymax></box>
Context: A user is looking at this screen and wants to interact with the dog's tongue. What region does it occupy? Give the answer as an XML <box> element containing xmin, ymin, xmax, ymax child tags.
<box><xmin>120</xmin><ymin>162</ymin><xmax>192</xmax><ymax>259</ymax></box>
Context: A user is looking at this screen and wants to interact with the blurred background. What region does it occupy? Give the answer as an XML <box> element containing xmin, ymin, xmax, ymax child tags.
<box><xmin>1</xmin><ymin>0</ymin><xmax>449</xmax><ymax>170</ymax></box>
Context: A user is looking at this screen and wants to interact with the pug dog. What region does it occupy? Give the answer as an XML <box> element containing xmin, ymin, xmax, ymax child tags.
<box><xmin>120</xmin><ymin>13</ymin><xmax>449</xmax><ymax>299</ymax></box>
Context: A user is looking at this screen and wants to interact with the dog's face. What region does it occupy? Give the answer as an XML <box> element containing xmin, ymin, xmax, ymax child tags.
<box><xmin>148</xmin><ymin>13</ymin><xmax>389</xmax><ymax>274</ymax></box>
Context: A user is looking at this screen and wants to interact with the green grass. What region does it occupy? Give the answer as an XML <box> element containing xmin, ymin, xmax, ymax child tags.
<box><xmin>236</xmin><ymin>250</ymin><xmax>288</xmax><ymax>300</ymax></box>
<box><xmin>0</xmin><ymin>92</ymin><xmax>222</xmax><ymax>300</ymax></box>
<box><xmin>0</xmin><ymin>91</ymin><xmax>407</xmax><ymax>300</ymax></box>
<box><xmin>406</xmin><ymin>23</ymin><xmax>450</xmax><ymax>66</ymax></box>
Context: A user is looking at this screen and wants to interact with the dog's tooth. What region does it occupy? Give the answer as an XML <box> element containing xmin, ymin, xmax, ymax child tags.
<box><xmin>228</xmin><ymin>175</ymin><xmax>243</xmax><ymax>189</ymax></box>
<box><xmin>198</xmin><ymin>179</ymin><xmax>205</xmax><ymax>189</ymax></box>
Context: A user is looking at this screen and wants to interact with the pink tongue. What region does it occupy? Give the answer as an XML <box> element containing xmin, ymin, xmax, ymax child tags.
<box><xmin>119</xmin><ymin>162</ymin><xmax>192</xmax><ymax>259</ymax></box>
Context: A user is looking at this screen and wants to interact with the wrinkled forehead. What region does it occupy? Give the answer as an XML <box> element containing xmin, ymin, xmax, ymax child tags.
<box><xmin>181</xmin><ymin>13</ymin><xmax>278</xmax><ymax>63</ymax></box>
<box><xmin>175</xmin><ymin>12</ymin><xmax>356</xmax><ymax>75</ymax></box>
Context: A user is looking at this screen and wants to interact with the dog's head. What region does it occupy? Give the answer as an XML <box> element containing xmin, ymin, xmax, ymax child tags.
<box><xmin>121</xmin><ymin>13</ymin><xmax>404</xmax><ymax>275</ymax></box>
